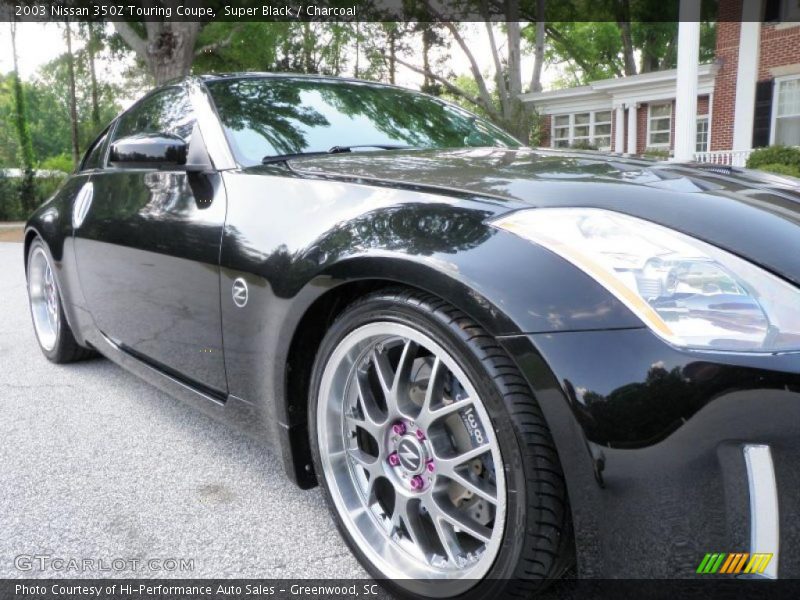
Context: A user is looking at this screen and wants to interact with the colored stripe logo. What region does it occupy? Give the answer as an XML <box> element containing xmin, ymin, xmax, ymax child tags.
<box><xmin>696</xmin><ymin>552</ymin><xmax>773</xmax><ymax>574</ymax></box>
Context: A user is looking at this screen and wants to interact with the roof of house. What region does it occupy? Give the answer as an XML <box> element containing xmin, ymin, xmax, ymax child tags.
<box><xmin>520</xmin><ymin>62</ymin><xmax>721</xmax><ymax>113</ymax></box>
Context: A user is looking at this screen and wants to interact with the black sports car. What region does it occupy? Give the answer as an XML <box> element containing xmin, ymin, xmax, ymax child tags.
<box><xmin>24</xmin><ymin>74</ymin><xmax>800</xmax><ymax>597</ymax></box>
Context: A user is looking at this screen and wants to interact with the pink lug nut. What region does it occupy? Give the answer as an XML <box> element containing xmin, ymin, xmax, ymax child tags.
<box><xmin>388</xmin><ymin>452</ymin><xmax>400</xmax><ymax>467</ymax></box>
<box><xmin>426</xmin><ymin>460</ymin><xmax>435</xmax><ymax>473</ymax></box>
<box><xmin>392</xmin><ymin>422</ymin><xmax>407</xmax><ymax>436</ymax></box>
<box><xmin>410</xmin><ymin>475</ymin><xmax>425</xmax><ymax>490</ymax></box>
<box><xmin>415</xmin><ymin>429</ymin><xmax>426</xmax><ymax>441</ymax></box>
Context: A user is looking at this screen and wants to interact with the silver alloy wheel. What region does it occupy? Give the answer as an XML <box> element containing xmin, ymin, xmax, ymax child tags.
<box><xmin>28</xmin><ymin>246</ymin><xmax>59</xmax><ymax>352</ymax></box>
<box><xmin>317</xmin><ymin>322</ymin><xmax>506</xmax><ymax>593</ymax></box>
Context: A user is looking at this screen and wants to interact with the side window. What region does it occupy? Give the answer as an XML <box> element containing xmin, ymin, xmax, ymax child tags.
<box><xmin>80</xmin><ymin>128</ymin><xmax>110</xmax><ymax>171</ymax></box>
<box><xmin>111</xmin><ymin>87</ymin><xmax>196</xmax><ymax>145</ymax></box>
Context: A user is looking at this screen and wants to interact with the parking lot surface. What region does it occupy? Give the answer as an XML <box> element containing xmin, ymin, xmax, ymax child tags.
<box><xmin>0</xmin><ymin>241</ymin><xmax>367</xmax><ymax>579</ymax></box>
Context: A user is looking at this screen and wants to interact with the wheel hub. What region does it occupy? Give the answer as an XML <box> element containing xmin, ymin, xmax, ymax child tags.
<box><xmin>388</xmin><ymin>422</ymin><xmax>435</xmax><ymax>490</ymax></box>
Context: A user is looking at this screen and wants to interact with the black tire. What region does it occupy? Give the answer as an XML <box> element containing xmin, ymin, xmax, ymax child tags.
<box><xmin>309</xmin><ymin>288</ymin><xmax>573</xmax><ymax>599</ymax></box>
<box><xmin>27</xmin><ymin>238</ymin><xmax>95</xmax><ymax>364</ymax></box>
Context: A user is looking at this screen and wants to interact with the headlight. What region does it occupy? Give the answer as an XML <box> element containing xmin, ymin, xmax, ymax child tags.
<box><xmin>491</xmin><ymin>208</ymin><xmax>800</xmax><ymax>353</ymax></box>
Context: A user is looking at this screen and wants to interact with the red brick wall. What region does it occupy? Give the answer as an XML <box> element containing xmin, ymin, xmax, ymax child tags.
<box><xmin>538</xmin><ymin>114</ymin><xmax>551</xmax><ymax>147</ymax></box>
<box><xmin>637</xmin><ymin>105</ymin><xmax>648</xmax><ymax>153</ymax></box>
<box><xmin>710</xmin><ymin>0</ymin><xmax>743</xmax><ymax>151</ymax></box>
<box><xmin>758</xmin><ymin>23</ymin><xmax>800</xmax><ymax>80</ymax></box>
<box><xmin>610</xmin><ymin>111</ymin><xmax>617</xmax><ymax>148</ymax></box>
<box><xmin>712</xmin><ymin>1</ymin><xmax>800</xmax><ymax>151</ymax></box>
<box><xmin>635</xmin><ymin>96</ymin><xmax>708</xmax><ymax>154</ymax></box>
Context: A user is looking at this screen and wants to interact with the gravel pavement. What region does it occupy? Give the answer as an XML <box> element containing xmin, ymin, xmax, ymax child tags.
<box><xmin>0</xmin><ymin>241</ymin><xmax>367</xmax><ymax>580</ymax></box>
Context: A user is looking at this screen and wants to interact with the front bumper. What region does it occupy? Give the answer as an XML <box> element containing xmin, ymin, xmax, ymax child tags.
<box><xmin>499</xmin><ymin>328</ymin><xmax>800</xmax><ymax>578</ymax></box>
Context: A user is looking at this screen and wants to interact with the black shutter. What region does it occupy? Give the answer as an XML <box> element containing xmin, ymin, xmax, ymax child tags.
<box><xmin>752</xmin><ymin>79</ymin><xmax>774</xmax><ymax>148</ymax></box>
<box><xmin>763</xmin><ymin>0</ymin><xmax>782</xmax><ymax>22</ymax></box>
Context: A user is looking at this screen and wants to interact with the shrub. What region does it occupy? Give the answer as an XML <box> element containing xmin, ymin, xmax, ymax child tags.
<box><xmin>0</xmin><ymin>170</ymin><xmax>67</xmax><ymax>221</ymax></box>
<box><xmin>570</xmin><ymin>140</ymin><xmax>598</xmax><ymax>151</ymax></box>
<box><xmin>34</xmin><ymin>174</ymin><xmax>67</xmax><ymax>204</ymax></box>
<box><xmin>753</xmin><ymin>162</ymin><xmax>800</xmax><ymax>179</ymax></box>
<box><xmin>746</xmin><ymin>145</ymin><xmax>800</xmax><ymax>171</ymax></box>
<box><xmin>0</xmin><ymin>174</ymin><xmax>21</xmax><ymax>221</ymax></box>
<box><xmin>40</xmin><ymin>153</ymin><xmax>74</xmax><ymax>174</ymax></box>
<box><xmin>643</xmin><ymin>147</ymin><xmax>671</xmax><ymax>159</ymax></box>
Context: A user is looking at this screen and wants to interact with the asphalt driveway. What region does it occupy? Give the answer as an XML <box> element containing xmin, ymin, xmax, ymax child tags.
<box><xmin>0</xmin><ymin>241</ymin><xmax>366</xmax><ymax>579</ymax></box>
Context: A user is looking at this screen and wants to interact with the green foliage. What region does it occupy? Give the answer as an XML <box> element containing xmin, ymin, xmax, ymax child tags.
<box><xmin>34</xmin><ymin>174</ymin><xmax>67</xmax><ymax>203</ymax></box>
<box><xmin>643</xmin><ymin>148</ymin><xmax>670</xmax><ymax>159</ymax></box>
<box><xmin>759</xmin><ymin>162</ymin><xmax>800</xmax><ymax>178</ymax></box>
<box><xmin>40</xmin><ymin>153</ymin><xmax>74</xmax><ymax>174</ymax></box>
<box><xmin>531</xmin><ymin>19</ymin><xmax>716</xmax><ymax>88</ymax></box>
<box><xmin>193</xmin><ymin>23</ymin><xmax>286</xmax><ymax>74</ymax></box>
<box><xmin>0</xmin><ymin>172</ymin><xmax>22</xmax><ymax>221</ymax></box>
<box><xmin>746</xmin><ymin>145</ymin><xmax>800</xmax><ymax>171</ymax></box>
<box><xmin>570</xmin><ymin>140</ymin><xmax>599</xmax><ymax>151</ymax></box>
<box><xmin>0</xmin><ymin>38</ymin><xmax>122</xmax><ymax>171</ymax></box>
<box><xmin>0</xmin><ymin>171</ymin><xmax>66</xmax><ymax>221</ymax></box>
<box><xmin>751</xmin><ymin>163</ymin><xmax>800</xmax><ymax>179</ymax></box>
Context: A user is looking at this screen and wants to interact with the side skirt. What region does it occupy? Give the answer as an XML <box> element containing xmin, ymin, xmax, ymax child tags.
<box><xmin>89</xmin><ymin>330</ymin><xmax>269</xmax><ymax>443</ymax></box>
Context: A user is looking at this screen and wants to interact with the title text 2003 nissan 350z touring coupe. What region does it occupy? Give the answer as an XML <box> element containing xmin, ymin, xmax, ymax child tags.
<box><xmin>24</xmin><ymin>74</ymin><xmax>800</xmax><ymax>597</ymax></box>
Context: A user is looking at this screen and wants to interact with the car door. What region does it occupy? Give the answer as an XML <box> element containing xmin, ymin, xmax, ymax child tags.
<box><xmin>73</xmin><ymin>86</ymin><xmax>228</xmax><ymax>396</ymax></box>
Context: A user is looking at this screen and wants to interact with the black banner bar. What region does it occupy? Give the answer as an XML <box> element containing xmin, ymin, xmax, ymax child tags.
<box><xmin>0</xmin><ymin>0</ymin><xmax>778</xmax><ymax>23</ymax></box>
<box><xmin>3</xmin><ymin>579</ymin><xmax>800</xmax><ymax>600</ymax></box>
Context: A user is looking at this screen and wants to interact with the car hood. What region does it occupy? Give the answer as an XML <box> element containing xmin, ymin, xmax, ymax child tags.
<box><xmin>289</xmin><ymin>147</ymin><xmax>800</xmax><ymax>286</ymax></box>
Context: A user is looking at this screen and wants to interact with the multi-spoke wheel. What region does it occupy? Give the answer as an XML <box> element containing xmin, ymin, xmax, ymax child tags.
<box><xmin>310</xmin><ymin>290</ymin><xmax>573</xmax><ymax>599</ymax></box>
<box><xmin>26</xmin><ymin>238</ymin><xmax>94</xmax><ymax>363</ymax></box>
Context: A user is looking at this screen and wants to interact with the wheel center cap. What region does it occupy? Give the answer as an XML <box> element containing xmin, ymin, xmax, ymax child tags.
<box><xmin>396</xmin><ymin>436</ymin><xmax>426</xmax><ymax>475</ymax></box>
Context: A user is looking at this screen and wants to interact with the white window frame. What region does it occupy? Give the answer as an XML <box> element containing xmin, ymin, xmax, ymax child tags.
<box><xmin>647</xmin><ymin>102</ymin><xmax>672</xmax><ymax>148</ymax></box>
<box><xmin>552</xmin><ymin>114</ymin><xmax>571</xmax><ymax>148</ymax></box>
<box><xmin>592</xmin><ymin>110</ymin><xmax>613</xmax><ymax>150</ymax></box>
<box><xmin>696</xmin><ymin>115</ymin><xmax>710</xmax><ymax>153</ymax></box>
<box><xmin>770</xmin><ymin>74</ymin><xmax>800</xmax><ymax>146</ymax></box>
<box><xmin>550</xmin><ymin>109</ymin><xmax>613</xmax><ymax>150</ymax></box>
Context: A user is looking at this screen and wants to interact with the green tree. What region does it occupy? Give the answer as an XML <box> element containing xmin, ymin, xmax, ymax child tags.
<box><xmin>8</xmin><ymin>22</ymin><xmax>36</xmax><ymax>214</ymax></box>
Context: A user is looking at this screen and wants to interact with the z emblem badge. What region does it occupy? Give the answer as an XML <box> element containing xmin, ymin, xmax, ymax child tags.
<box><xmin>232</xmin><ymin>278</ymin><xmax>248</xmax><ymax>308</ymax></box>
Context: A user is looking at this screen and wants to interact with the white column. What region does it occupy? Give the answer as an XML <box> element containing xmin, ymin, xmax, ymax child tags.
<box><xmin>673</xmin><ymin>0</ymin><xmax>701</xmax><ymax>162</ymax></box>
<box><xmin>732</xmin><ymin>0</ymin><xmax>763</xmax><ymax>151</ymax></box>
<box><xmin>614</xmin><ymin>105</ymin><xmax>625</xmax><ymax>153</ymax></box>
<box><xmin>626</xmin><ymin>103</ymin><xmax>638</xmax><ymax>155</ymax></box>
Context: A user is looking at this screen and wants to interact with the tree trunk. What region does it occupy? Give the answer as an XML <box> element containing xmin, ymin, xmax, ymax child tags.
<box><xmin>640</xmin><ymin>29</ymin><xmax>660</xmax><ymax>73</ymax></box>
<box><xmin>618</xmin><ymin>21</ymin><xmax>637</xmax><ymax>76</ymax></box>
<box><xmin>65</xmin><ymin>23</ymin><xmax>81</xmax><ymax>167</ymax></box>
<box><xmin>303</xmin><ymin>22</ymin><xmax>313</xmax><ymax>73</ymax></box>
<box><xmin>87</xmin><ymin>23</ymin><xmax>101</xmax><ymax>131</ymax></box>
<box><xmin>10</xmin><ymin>22</ymin><xmax>37</xmax><ymax>212</ymax></box>
<box><xmin>354</xmin><ymin>22</ymin><xmax>360</xmax><ymax>79</ymax></box>
<box><xmin>112</xmin><ymin>22</ymin><xmax>201</xmax><ymax>86</ymax></box>
<box><xmin>529</xmin><ymin>0</ymin><xmax>546</xmax><ymax>93</ymax></box>
<box><xmin>616</xmin><ymin>0</ymin><xmax>638</xmax><ymax>76</ymax></box>
<box><xmin>388</xmin><ymin>30</ymin><xmax>396</xmax><ymax>85</ymax></box>
<box><xmin>421</xmin><ymin>27</ymin><xmax>431</xmax><ymax>90</ymax></box>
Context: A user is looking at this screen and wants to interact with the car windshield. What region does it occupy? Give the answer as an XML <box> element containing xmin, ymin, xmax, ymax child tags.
<box><xmin>205</xmin><ymin>76</ymin><xmax>522</xmax><ymax>166</ymax></box>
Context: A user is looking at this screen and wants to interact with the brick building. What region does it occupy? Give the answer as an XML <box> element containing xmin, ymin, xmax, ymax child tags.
<box><xmin>521</xmin><ymin>0</ymin><xmax>800</xmax><ymax>166</ymax></box>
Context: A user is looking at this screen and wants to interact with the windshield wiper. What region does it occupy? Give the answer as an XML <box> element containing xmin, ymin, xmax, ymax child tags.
<box><xmin>328</xmin><ymin>144</ymin><xmax>414</xmax><ymax>153</ymax></box>
<box><xmin>262</xmin><ymin>144</ymin><xmax>414</xmax><ymax>165</ymax></box>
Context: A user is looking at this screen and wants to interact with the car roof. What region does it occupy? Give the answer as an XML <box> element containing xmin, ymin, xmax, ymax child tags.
<box><xmin>184</xmin><ymin>72</ymin><xmax>417</xmax><ymax>93</ymax></box>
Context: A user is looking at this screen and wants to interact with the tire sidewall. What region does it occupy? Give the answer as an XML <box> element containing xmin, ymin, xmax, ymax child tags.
<box><xmin>26</xmin><ymin>239</ymin><xmax>66</xmax><ymax>362</ymax></box>
<box><xmin>308</xmin><ymin>296</ymin><xmax>531</xmax><ymax>599</ymax></box>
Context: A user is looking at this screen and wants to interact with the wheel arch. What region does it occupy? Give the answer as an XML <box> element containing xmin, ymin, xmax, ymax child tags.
<box><xmin>280</xmin><ymin>259</ymin><xmax>520</xmax><ymax>489</ymax></box>
<box><xmin>23</xmin><ymin>227</ymin><xmax>39</xmax><ymax>276</ymax></box>
<box><xmin>279</xmin><ymin>258</ymin><xmax>585</xmax><ymax>511</ymax></box>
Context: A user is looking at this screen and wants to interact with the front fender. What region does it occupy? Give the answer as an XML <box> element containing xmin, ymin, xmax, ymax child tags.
<box><xmin>24</xmin><ymin>175</ymin><xmax>92</xmax><ymax>346</ymax></box>
<box><xmin>219</xmin><ymin>172</ymin><xmax>644</xmax><ymax>484</ymax></box>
